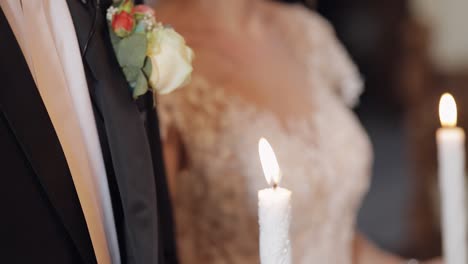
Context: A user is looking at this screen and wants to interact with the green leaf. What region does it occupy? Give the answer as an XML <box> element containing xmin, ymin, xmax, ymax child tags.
<box><xmin>119</xmin><ymin>0</ymin><xmax>134</xmax><ymax>13</ymax></box>
<box><xmin>134</xmin><ymin>21</ymin><xmax>147</xmax><ymax>34</ymax></box>
<box><xmin>109</xmin><ymin>28</ymin><xmax>121</xmax><ymax>48</ymax></box>
<box><xmin>142</xmin><ymin>57</ymin><xmax>152</xmax><ymax>79</ymax></box>
<box><xmin>117</xmin><ymin>33</ymin><xmax>147</xmax><ymax>68</ymax></box>
<box><xmin>122</xmin><ymin>66</ymin><xmax>140</xmax><ymax>83</ymax></box>
<box><xmin>133</xmin><ymin>70</ymin><xmax>149</xmax><ymax>99</ymax></box>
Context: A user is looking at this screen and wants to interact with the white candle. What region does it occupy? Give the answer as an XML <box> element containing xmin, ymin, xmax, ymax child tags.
<box><xmin>437</xmin><ymin>93</ymin><xmax>467</xmax><ymax>264</ymax></box>
<box><xmin>258</xmin><ymin>138</ymin><xmax>292</xmax><ymax>264</ymax></box>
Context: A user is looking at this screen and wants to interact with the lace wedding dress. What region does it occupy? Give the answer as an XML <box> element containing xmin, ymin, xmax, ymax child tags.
<box><xmin>158</xmin><ymin>5</ymin><xmax>371</xmax><ymax>264</ymax></box>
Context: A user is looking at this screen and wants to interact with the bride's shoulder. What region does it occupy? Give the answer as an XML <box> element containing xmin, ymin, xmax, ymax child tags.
<box><xmin>265</xmin><ymin>3</ymin><xmax>339</xmax><ymax>51</ymax></box>
<box><xmin>266</xmin><ymin>3</ymin><xmax>333</xmax><ymax>33</ymax></box>
<box><xmin>266</xmin><ymin>3</ymin><xmax>363</xmax><ymax>107</ymax></box>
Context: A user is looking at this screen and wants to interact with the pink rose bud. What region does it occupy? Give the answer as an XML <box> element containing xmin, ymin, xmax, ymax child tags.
<box><xmin>112</xmin><ymin>11</ymin><xmax>135</xmax><ymax>37</ymax></box>
<box><xmin>133</xmin><ymin>5</ymin><xmax>155</xmax><ymax>17</ymax></box>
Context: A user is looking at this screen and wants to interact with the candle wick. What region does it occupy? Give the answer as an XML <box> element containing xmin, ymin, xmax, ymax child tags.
<box><xmin>273</xmin><ymin>183</ymin><xmax>278</xmax><ymax>189</ymax></box>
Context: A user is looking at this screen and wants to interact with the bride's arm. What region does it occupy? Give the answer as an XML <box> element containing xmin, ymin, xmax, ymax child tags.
<box><xmin>162</xmin><ymin>126</ymin><xmax>183</xmax><ymax>197</ymax></box>
<box><xmin>353</xmin><ymin>233</ymin><xmax>442</xmax><ymax>264</ymax></box>
<box><xmin>353</xmin><ymin>233</ymin><xmax>404</xmax><ymax>264</ymax></box>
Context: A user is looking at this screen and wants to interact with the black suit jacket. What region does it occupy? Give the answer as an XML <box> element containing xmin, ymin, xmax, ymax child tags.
<box><xmin>0</xmin><ymin>1</ymin><xmax>177</xmax><ymax>263</ymax></box>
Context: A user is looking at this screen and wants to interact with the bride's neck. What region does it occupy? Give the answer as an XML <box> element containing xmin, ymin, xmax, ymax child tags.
<box><xmin>162</xmin><ymin>0</ymin><xmax>262</xmax><ymax>32</ymax></box>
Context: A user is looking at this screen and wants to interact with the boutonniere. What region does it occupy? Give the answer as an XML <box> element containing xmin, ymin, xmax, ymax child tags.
<box><xmin>107</xmin><ymin>0</ymin><xmax>194</xmax><ymax>99</ymax></box>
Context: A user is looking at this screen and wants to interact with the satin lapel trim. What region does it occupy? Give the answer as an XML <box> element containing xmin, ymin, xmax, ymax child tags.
<box><xmin>22</xmin><ymin>1</ymin><xmax>113</xmax><ymax>264</ymax></box>
<box><xmin>42</xmin><ymin>1</ymin><xmax>121</xmax><ymax>263</ymax></box>
<box><xmin>67</xmin><ymin>2</ymin><xmax>160</xmax><ymax>262</ymax></box>
<box><xmin>0</xmin><ymin>0</ymin><xmax>36</xmax><ymax>81</ymax></box>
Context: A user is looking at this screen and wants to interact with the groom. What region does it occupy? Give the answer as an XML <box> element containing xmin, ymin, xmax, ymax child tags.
<box><xmin>0</xmin><ymin>0</ymin><xmax>177</xmax><ymax>263</ymax></box>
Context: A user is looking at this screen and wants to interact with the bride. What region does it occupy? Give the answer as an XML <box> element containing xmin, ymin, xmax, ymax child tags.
<box><xmin>155</xmin><ymin>0</ymin><xmax>441</xmax><ymax>263</ymax></box>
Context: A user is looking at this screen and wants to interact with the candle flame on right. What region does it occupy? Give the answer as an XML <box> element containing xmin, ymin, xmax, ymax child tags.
<box><xmin>258</xmin><ymin>137</ymin><xmax>282</xmax><ymax>187</ymax></box>
<box><xmin>439</xmin><ymin>93</ymin><xmax>458</xmax><ymax>127</ymax></box>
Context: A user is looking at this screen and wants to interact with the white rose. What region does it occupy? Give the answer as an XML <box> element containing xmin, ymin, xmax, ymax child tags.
<box><xmin>148</xmin><ymin>27</ymin><xmax>194</xmax><ymax>94</ymax></box>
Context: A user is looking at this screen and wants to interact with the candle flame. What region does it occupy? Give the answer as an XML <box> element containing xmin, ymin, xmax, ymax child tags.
<box><xmin>439</xmin><ymin>93</ymin><xmax>458</xmax><ymax>127</ymax></box>
<box><xmin>258</xmin><ymin>138</ymin><xmax>281</xmax><ymax>187</ymax></box>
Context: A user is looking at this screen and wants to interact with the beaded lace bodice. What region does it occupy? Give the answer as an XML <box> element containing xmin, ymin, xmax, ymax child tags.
<box><xmin>158</xmin><ymin>6</ymin><xmax>372</xmax><ymax>264</ymax></box>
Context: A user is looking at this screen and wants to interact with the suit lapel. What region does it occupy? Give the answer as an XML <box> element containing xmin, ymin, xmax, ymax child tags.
<box><xmin>19</xmin><ymin>1</ymin><xmax>115</xmax><ymax>263</ymax></box>
<box><xmin>67</xmin><ymin>1</ymin><xmax>160</xmax><ymax>263</ymax></box>
<box><xmin>0</xmin><ymin>8</ymin><xmax>96</xmax><ymax>264</ymax></box>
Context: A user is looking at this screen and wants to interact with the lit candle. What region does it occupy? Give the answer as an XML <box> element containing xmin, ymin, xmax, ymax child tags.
<box><xmin>437</xmin><ymin>93</ymin><xmax>467</xmax><ymax>264</ymax></box>
<box><xmin>258</xmin><ymin>138</ymin><xmax>292</xmax><ymax>264</ymax></box>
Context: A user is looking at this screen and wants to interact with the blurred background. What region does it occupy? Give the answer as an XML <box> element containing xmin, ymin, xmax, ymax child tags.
<box><xmin>283</xmin><ymin>0</ymin><xmax>468</xmax><ymax>260</ymax></box>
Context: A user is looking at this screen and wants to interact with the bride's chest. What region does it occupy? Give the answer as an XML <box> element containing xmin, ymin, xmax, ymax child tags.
<box><xmin>194</xmin><ymin>34</ymin><xmax>315</xmax><ymax>119</ymax></box>
<box><xmin>180</xmin><ymin>77</ymin><xmax>371</xmax><ymax>209</ymax></box>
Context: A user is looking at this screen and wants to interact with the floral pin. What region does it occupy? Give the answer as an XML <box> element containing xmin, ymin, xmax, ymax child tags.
<box><xmin>107</xmin><ymin>0</ymin><xmax>194</xmax><ymax>99</ymax></box>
